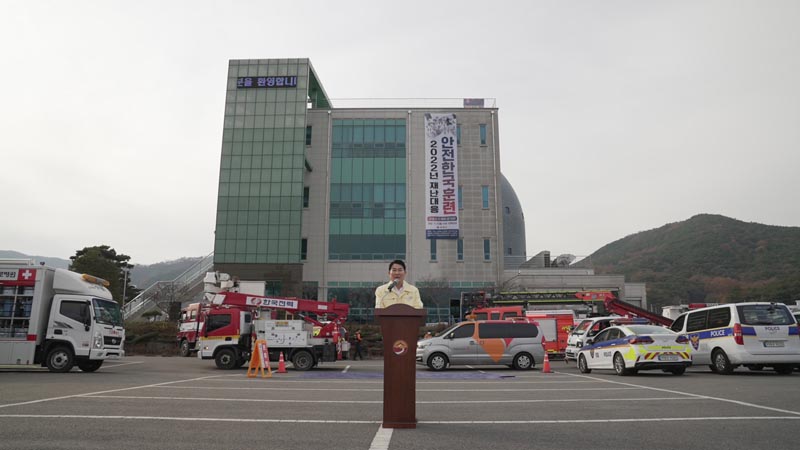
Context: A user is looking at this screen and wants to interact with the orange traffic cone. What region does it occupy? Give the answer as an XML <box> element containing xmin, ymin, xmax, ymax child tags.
<box><xmin>542</xmin><ymin>352</ymin><xmax>552</xmax><ymax>374</ymax></box>
<box><xmin>278</xmin><ymin>352</ymin><xmax>287</xmax><ymax>373</ymax></box>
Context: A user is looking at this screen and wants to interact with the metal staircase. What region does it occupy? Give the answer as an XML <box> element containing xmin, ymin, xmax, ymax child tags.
<box><xmin>122</xmin><ymin>252</ymin><xmax>214</xmax><ymax>322</ymax></box>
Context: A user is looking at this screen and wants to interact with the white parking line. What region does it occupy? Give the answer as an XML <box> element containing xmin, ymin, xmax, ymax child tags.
<box><xmin>0</xmin><ymin>375</ymin><xmax>229</xmax><ymax>409</ymax></box>
<box><xmin>80</xmin><ymin>395</ymin><xmax>697</xmax><ymax>404</ymax></box>
<box><xmin>159</xmin><ymin>385</ymin><xmax>641</xmax><ymax>392</ymax></box>
<box><xmin>369</xmin><ymin>427</ymin><xmax>393</xmax><ymax>450</ymax></box>
<box><xmin>562</xmin><ymin>373</ymin><xmax>800</xmax><ymax>416</ymax></box>
<box><xmin>419</xmin><ymin>416</ymin><xmax>800</xmax><ymax>424</ymax></box>
<box><xmin>0</xmin><ymin>414</ymin><xmax>797</xmax><ymax>425</ymax></box>
<box><xmin>342</xmin><ymin>365</ymin><xmax>351</xmax><ymax>373</ymax></box>
<box><xmin>102</xmin><ymin>360</ymin><xmax>144</xmax><ymax>368</ymax></box>
<box><xmin>0</xmin><ymin>414</ymin><xmax>380</xmax><ymax>423</ymax></box>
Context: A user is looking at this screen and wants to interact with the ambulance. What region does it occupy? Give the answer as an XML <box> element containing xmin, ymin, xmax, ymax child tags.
<box><xmin>0</xmin><ymin>260</ymin><xmax>125</xmax><ymax>372</ymax></box>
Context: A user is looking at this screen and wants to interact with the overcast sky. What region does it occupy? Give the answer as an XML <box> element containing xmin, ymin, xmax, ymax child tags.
<box><xmin>2</xmin><ymin>1</ymin><xmax>799</xmax><ymax>265</ymax></box>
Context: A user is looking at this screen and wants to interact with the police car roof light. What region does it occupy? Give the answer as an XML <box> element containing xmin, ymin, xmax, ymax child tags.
<box><xmin>611</xmin><ymin>317</ymin><xmax>649</xmax><ymax>325</ymax></box>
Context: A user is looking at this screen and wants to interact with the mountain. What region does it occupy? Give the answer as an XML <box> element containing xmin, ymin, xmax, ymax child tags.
<box><xmin>584</xmin><ymin>214</ymin><xmax>800</xmax><ymax>307</ymax></box>
<box><xmin>0</xmin><ymin>250</ymin><xmax>70</xmax><ymax>269</ymax></box>
<box><xmin>129</xmin><ymin>257</ymin><xmax>204</xmax><ymax>290</ymax></box>
<box><xmin>0</xmin><ymin>250</ymin><xmax>204</xmax><ymax>292</ymax></box>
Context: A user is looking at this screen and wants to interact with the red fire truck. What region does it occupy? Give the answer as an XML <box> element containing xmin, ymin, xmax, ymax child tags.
<box><xmin>177</xmin><ymin>273</ymin><xmax>349</xmax><ymax>370</ymax></box>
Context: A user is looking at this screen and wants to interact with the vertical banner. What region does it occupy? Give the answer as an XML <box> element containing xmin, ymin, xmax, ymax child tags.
<box><xmin>424</xmin><ymin>113</ymin><xmax>459</xmax><ymax>239</ymax></box>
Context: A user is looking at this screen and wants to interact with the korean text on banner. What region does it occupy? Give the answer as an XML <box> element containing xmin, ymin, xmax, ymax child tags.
<box><xmin>424</xmin><ymin>113</ymin><xmax>459</xmax><ymax>239</ymax></box>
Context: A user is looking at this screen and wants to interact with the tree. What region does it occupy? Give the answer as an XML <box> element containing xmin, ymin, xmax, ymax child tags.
<box><xmin>69</xmin><ymin>245</ymin><xmax>136</xmax><ymax>305</ymax></box>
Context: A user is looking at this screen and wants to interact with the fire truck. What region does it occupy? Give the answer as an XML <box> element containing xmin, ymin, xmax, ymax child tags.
<box><xmin>0</xmin><ymin>260</ymin><xmax>125</xmax><ymax>372</ymax></box>
<box><xmin>463</xmin><ymin>290</ymin><xmax>672</xmax><ymax>359</ymax></box>
<box><xmin>182</xmin><ymin>273</ymin><xmax>350</xmax><ymax>370</ymax></box>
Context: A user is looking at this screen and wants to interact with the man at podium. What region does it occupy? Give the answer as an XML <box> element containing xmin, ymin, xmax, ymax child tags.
<box><xmin>375</xmin><ymin>260</ymin><xmax>423</xmax><ymax>309</ymax></box>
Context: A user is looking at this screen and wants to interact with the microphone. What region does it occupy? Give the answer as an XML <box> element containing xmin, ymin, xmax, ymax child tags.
<box><xmin>387</xmin><ymin>278</ymin><xmax>400</xmax><ymax>292</ymax></box>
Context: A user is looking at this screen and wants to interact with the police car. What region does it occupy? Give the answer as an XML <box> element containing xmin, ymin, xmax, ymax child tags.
<box><xmin>577</xmin><ymin>320</ymin><xmax>692</xmax><ymax>376</ymax></box>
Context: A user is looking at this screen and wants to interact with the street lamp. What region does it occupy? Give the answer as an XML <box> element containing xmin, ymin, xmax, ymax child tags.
<box><xmin>121</xmin><ymin>266</ymin><xmax>130</xmax><ymax>306</ymax></box>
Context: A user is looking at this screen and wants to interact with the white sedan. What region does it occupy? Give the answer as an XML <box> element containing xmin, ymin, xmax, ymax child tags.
<box><xmin>577</xmin><ymin>324</ymin><xmax>692</xmax><ymax>376</ymax></box>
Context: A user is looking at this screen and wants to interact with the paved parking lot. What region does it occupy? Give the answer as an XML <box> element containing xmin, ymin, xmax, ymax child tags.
<box><xmin>1</xmin><ymin>357</ymin><xmax>799</xmax><ymax>450</ymax></box>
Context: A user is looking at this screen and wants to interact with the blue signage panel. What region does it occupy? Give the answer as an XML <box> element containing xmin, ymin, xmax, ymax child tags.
<box><xmin>237</xmin><ymin>76</ymin><xmax>298</xmax><ymax>88</ymax></box>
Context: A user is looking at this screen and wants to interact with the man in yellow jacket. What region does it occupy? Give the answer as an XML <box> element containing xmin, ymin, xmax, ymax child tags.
<box><xmin>374</xmin><ymin>259</ymin><xmax>424</xmax><ymax>309</ymax></box>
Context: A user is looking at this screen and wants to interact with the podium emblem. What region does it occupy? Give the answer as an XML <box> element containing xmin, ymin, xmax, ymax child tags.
<box><xmin>392</xmin><ymin>340</ymin><xmax>409</xmax><ymax>356</ymax></box>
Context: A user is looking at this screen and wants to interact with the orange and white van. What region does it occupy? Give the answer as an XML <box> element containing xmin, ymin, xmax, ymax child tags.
<box><xmin>415</xmin><ymin>320</ymin><xmax>545</xmax><ymax>371</ymax></box>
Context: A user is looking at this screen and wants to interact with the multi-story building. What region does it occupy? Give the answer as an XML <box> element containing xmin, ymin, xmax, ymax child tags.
<box><xmin>213</xmin><ymin>58</ymin><xmax>527</xmax><ymax>312</ymax></box>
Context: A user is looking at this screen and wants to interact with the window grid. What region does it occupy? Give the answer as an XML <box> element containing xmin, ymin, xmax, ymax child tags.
<box><xmin>484</xmin><ymin>239</ymin><xmax>491</xmax><ymax>261</ymax></box>
<box><xmin>430</xmin><ymin>239</ymin><xmax>437</xmax><ymax>261</ymax></box>
<box><xmin>457</xmin><ymin>239</ymin><xmax>464</xmax><ymax>261</ymax></box>
<box><xmin>479</xmin><ymin>124</ymin><xmax>487</xmax><ymax>145</ymax></box>
<box><xmin>329</xmin><ymin>119</ymin><xmax>407</xmax><ymax>260</ymax></box>
<box><xmin>481</xmin><ymin>186</ymin><xmax>490</xmax><ymax>209</ymax></box>
<box><xmin>214</xmin><ymin>60</ymin><xmax>308</xmax><ymax>264</ymax></box>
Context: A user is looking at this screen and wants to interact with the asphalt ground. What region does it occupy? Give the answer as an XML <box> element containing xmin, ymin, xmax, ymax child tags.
<box><xmin>1</xmin><ymin>356</ymin><xmax>799</xmax><ymax>450</ymax></box>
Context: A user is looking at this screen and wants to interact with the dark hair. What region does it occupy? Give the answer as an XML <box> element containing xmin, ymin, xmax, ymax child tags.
<box><xmin>388</xmin><ymin>259</ymin><xmax>406</xmax><ymax>271</ymax></box>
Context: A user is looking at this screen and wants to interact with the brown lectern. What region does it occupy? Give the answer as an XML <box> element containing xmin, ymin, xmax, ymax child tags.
<box><xmin>374</xmin><ymin>303</ymin><xmax>426</xmax><ymax>428</ymax></box>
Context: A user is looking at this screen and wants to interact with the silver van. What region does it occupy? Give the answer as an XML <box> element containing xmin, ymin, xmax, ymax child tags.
<box><xmin>416</xmin><ymin>320</ymin><xmax>544</xmax><ymax>371</ymax></box>
<box><xmin>669</xmin><ymin>302</ymin><xmax>800</xmax><ymax>374</ymax></box>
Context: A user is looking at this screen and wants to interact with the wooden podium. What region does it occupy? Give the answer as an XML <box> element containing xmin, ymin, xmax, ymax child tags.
<box><xmin>375</xmin><ymin>304</ymin><xmax>426</xmax><ymax>429</ymax></box>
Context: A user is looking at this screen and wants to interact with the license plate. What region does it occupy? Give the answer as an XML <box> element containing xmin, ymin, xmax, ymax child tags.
<box><xmin>763</xmin><ymin>341</ymin><xmax>784</xmax><ymax>348</ymax></box>
<box><xmin>658</xmin><ymin>354</ymin><xmax>679</xmax><ymax>361</ymax></box>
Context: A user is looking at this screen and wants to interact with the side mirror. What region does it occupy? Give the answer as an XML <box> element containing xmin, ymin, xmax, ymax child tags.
<box><xmin>447</xmin><ymin>332</ymin><xmax>454</xmax><ymax>340</ymax></box>
<box><xmin>585</xmin><ymin>338</ymin><xmax>595</xmax><ymax>345</ymax></box>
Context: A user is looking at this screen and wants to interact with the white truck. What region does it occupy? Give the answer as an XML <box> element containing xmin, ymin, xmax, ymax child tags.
<box><xmin>0</xmin><ymin>260</ymin><xmax>125</xmax><ymax>372</ymax></box>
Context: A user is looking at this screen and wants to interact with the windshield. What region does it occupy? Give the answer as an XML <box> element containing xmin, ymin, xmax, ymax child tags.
<box><xmin>572</xmin><ymin>320</ymin><xmax>592</xmax><ymax>335</ymax></box>
<box><xmin>93</xmin><ymin>298</ymin><xmax>123</xmax><ymax>326</ymax></box>
<box><xmin>433</xmin><ymin>323</ymin><xmax>461</xmax><ymax>337</ymax></box>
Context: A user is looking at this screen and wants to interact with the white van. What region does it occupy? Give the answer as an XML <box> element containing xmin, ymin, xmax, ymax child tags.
<box><xmin>415</xmin><ymin>320</ymin><xmax>544</xmax><ymax>371</ymax></box>
<box><xmin>669</xmin><ymin>302</ymin><xmax>800</xmax><ymax>374</ymax></box>
<box><xmin>565</xmin><ymin>316</ymin><xmax>620</xmax><ymax>362</ymax></box>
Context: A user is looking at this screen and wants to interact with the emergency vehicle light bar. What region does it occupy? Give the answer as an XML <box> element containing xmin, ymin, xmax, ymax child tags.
<box><xmin>82</xmin><ymin>274</ymin><xmax>110</xmax><ymax>287</ymax></box>
<box><xmin>610</xmin><ymin>318</ymin><xmax>649</xmax><ymax>325</ymax></box>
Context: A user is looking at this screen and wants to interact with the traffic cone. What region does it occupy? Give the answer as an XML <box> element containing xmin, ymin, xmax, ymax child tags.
<box><xmin>278</xmin><ymin>352</ymin><xmax>287</xmax><ymax>373</ymax></box>
<box><xmin>542</xmin><ymin>352</ymin><xmax>552</xmax><ymax>374</ymax></box>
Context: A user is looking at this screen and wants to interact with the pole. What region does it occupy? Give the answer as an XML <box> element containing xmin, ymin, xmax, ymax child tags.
<box><xmin>122</xmin><ymin>267</ymin><xmax>128</xmax><ymax>306</ymax></box>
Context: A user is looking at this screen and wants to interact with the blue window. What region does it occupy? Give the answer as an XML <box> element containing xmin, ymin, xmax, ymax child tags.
<box><xmin>481</xmin><ymin>186</ymin><xmax>489</xmax><ymax>209</ymax></box>
<box><xmin>456</xmin><ymin>125</ymin><xmax>461</xmax><ymax>145</ymax></box>
<box><xmin>457</xmin><ymin>239</ymin><xmax>464</xmax><ymax>261</ymax></box>
<box><xmin>430</xmin><ymin>239</ymin><xmax>437</xmax><ymax>261</ymax></box>
<box><xmin>479</xmin><ymin>124</ymin><xmax>487</xmax><ymax>145</ymax></box>
<box><xmin>306</xmin><ymin>126</ymin><xmax>312</xmax><ymax>146</ymax></box>
<box><xmin>301</xmin><ymin>239</ymin><xmax>308</xmax><ymax>260</ymax></box>
<box><xmin>483</xmin><ymin>239</ymin><xmax>490</xmax><ymax>261</ymax></box>
<box><xmin>458</xmin><ymin>186</ymin><xmax>463</xmax><ymax>210</ymax></box>
<box><xmin>303</xmin><ymin>186</ymin><xmax>310</xmax><ymax>208</ymax></box>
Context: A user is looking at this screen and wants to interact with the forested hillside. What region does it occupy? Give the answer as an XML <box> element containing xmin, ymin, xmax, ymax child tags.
<box><xmin>586</xmin><ymin>214</ymin><xmax>800</xmax><ymax>307</ymax></box>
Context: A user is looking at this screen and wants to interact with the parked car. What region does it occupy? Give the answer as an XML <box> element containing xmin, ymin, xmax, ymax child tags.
<box><xmin>416</xmin><ymin>320</ymin><xmax>544</xmax><ymax>371</ymax></box>
<box><xmin>669</xmin><ymin>302</ymin><xmax>800</xmax><ymax>375</ymax></box>
<box><xmin>577</xmin><ymin>324</ymin><xmax>692</xmax><ymax>376</ymax></box>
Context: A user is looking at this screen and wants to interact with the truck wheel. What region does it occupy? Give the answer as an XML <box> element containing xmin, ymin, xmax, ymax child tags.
<box><xmin>578</xmin><ymin>354</ymin><xmax>592</xmax><ymax>374</ymax></box>
<box><xmin>46</xmin><ymin>346</ymin><xmax>74</xmax><ymax>373</ymax></box>
<box><xmin>179</xmin><ymin>340</ymin><xmax>191</xmax><ymax>357</ymax></box>
<box><xmin>513</xmin><ymin>352</ymin><xmax>534</xmax><ymax>370</ymax></box>
<box><xmin>427</xmin><ymin>353</ymin><xmax>448</xmax><ymax>371</ymax></box>
<box><xmin>215</xmin><ymin>348</ymin><xmax>238</xmax><ymax>370</ymax></box>
<box><xmin>292</xmin><ymin>350</ymin><xmax>314</xmax><ymax>371</ymax></box>
<box><xmin>712</xmin><ymin>349</ymin><xmax>734</xmax><ymax>375</ymax></box>
<box><xmin>77</xmin><ymin>360</ymin><xmax>104</xmax><ymax>372</ymax></box>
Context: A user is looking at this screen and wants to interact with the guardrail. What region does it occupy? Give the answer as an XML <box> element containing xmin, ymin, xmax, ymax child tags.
<box><xmin>123</xmin><ymin>252</ymin><xmax>214</xmax><ymax>321</ymax></box>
